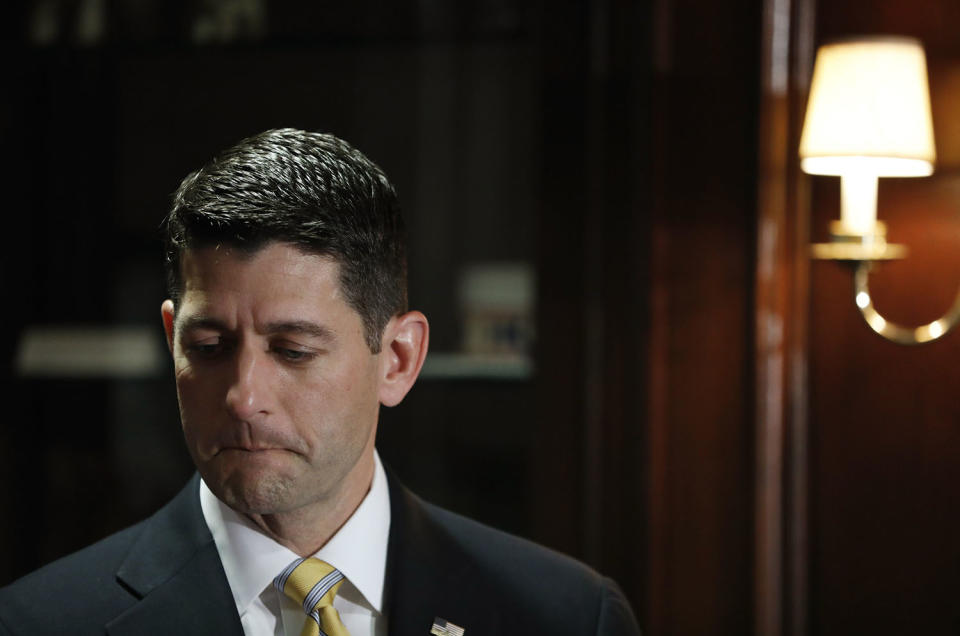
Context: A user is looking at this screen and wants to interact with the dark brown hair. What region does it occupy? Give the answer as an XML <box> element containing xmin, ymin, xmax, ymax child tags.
<box><xmin>162</xmin><ymin>128</ymin><xmax>407</xmax><ymax>352</ymax></box>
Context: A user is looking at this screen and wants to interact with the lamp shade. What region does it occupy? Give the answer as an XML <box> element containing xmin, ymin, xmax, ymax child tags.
<box><xmin>799</xmin><ymin>37</ymin><xmax>936</xmax><ymax>177</ymax></box>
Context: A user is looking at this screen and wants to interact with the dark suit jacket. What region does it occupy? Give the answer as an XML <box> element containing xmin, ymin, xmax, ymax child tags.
<box><xmin>0</xmin><ymin>471</ymin><xmax>640</xmax><ymax>635</ymax></box>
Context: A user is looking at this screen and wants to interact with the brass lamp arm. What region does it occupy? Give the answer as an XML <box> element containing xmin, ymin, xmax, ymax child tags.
<box><xmin>854</xmin><ymin>262</ymin><xmax>960</xmax><ymax>344</ymax></box>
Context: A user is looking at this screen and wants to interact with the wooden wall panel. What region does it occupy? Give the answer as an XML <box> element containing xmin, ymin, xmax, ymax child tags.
<box><xmin>535</xmin><ymin>0</ymin><xmax>649</xmax><ymax>609</ymax></box>
<box><xmin>536</xmin><ymin>2</ymin><xmax>762</xmax><ymax>633</ymax></box>
<box><xmin>806</xmin><ymin>2</ymin><xmax>960</xmax><ymax>633</ymax></box>
<box><xmin>645</xmin><ymin>1</ymin><xmax>762</xmax><ymax>633</ymax></box>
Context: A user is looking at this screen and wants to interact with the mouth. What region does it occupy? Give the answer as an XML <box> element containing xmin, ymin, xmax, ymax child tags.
<box><xmin>217</xmin><ymin>445</ymin><xmax>291</xmax><ymax>454</ymax></box>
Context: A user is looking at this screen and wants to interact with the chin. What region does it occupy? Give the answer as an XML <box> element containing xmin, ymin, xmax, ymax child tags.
<box><xmin>205</xmin><ymin>459</ymin><xmax>302</xmax><ymax>515</ymax></box>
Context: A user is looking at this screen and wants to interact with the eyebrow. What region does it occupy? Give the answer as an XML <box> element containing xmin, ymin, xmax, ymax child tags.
<box><xmin>176</xmin><ymin>316</ymin><xmax>228</xmax><ymax>334</ymax></box>
<box><xmin>262</xmin><ymin>321</ymin><xmax>337</xmax><ymax>343</ymax></box>
<box><xmin>176</xmin><ymin>316</ymin><xmax>336</xmax><ymax>343</ymax></box>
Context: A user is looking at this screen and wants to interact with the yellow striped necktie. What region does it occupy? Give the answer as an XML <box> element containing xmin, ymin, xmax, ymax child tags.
<box><xmin>274</xmin><ymin>557</ymin><xmax>351</xmax><ymax>636</ymax></box>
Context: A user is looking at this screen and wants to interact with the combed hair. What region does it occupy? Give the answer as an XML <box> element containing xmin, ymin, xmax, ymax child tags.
<box><xmin>162</xmin><ymin>128</ymin><xmax>407</xmax><ymax>352</ymax></box>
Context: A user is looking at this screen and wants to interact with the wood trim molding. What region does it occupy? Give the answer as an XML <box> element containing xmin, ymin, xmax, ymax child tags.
<box><xmin>754</xmin><ymin>0</ymin><xmax>815</xmax><ymax>634</ymax></box>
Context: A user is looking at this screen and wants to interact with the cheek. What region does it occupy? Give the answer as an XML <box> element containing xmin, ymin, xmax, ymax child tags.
<box><xmin>175</xmin><ymin>368</ymin><xmax>221</xmax><ymax>429</ymax></box>
<box><xmin>279</xmin><ymin>377</ymin><xmax>329</xmax><ymax>431</ymax></box>
<box><xmin>283</xmin><ymin>369</ymin><xmax>378</xmax><ymax>439</ymax></box>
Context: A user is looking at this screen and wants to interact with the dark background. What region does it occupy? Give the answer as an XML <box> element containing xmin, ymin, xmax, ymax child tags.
<box><xmin>2</xmin><ymin>1</ymin><xmax>959</xmax><ymax>635</ymax></box>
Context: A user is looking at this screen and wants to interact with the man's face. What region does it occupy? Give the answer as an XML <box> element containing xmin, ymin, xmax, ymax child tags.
<box><xmin>163</xmin><ymin>242</ymin><xmax>383</xmax><ymax>516</ymax></box>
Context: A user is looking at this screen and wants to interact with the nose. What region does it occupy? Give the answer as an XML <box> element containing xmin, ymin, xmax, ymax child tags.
<box><xmin>225</xmin><ymin>345</ymin><xmax>270</xmax><ymax>421</ymax></box>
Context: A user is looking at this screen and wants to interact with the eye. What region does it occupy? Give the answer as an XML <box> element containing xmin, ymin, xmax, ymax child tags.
<box><xmin>271</xmin><ymin>345</ymin><xmax>317</xmax><ymax>363</ymax></box>
<box><xmin>185</xmin><ymin>338</ymin><xmax>232</xmax><ymax>359</ymax></box>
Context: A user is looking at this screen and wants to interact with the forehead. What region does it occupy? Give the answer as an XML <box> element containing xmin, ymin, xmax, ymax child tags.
<box><xmin>181</xmin><ymin>243</ymin><xmax>335</xmax><ymax>284</ymax></box>
<box><xmin>176</xmin><ymin>243</ymin><xmax>352</xmax><ymax>323</ymax></box>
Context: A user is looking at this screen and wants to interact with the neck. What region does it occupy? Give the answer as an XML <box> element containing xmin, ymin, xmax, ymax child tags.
<box><xmin>245</xmin><ymin>457</ymin><xmax>375</xmax><ymax>556</ymax></box>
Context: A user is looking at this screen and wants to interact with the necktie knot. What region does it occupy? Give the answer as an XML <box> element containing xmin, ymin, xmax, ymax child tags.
<box><xmin>274</xmin><ymin>557</ymin><xmax>350</xmax><ymax>636</ymax></box>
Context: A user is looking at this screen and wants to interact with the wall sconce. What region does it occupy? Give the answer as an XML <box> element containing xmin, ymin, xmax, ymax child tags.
<box><xmin>800</xmin><ymin>36</ymin><xmax>960</xmax><ymax>344</ymax></box>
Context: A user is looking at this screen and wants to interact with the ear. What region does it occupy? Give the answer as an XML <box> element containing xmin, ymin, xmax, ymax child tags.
<box><xmin>161</xmin><ymin>299</ymin><xmax>176</xmax><ymax>355</ymax></box>
<box><xmin>378</xmin><ymin>310</ymin><xmax>429</xmax><ymax>407</ymax></box>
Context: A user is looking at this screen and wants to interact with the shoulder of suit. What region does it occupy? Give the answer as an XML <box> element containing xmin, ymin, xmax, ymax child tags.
<box><xmin>407</xmin><ymin>497</ymin><xmax>642</xmax><ymax>633</ymax></box>
<box><xmin>0</xmin><ymin>475</ymin><xmax>203</xmax><ymax>635</ymax></box>
<box><xmin>0</xmin><ymin>520</ymin><xmax>147</xmax><ymax>634</ymax></box>
<box><xmin>418</xmin><ymin>498</ymin><xmax>610</xmax><ymax>593</ymax></box>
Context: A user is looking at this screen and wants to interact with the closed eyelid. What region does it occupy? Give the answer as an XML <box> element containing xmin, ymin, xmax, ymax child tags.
<box><xmin>269</xmin><ymin>340</ymin><xmax>326</xmax><ymax>363</ymax></box>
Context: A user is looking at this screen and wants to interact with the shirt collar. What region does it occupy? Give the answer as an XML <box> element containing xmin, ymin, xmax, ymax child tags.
<box><xmin>200</xmin><ymin>450</ymin><xmax>392</xmax><ymax>617</ymax></box>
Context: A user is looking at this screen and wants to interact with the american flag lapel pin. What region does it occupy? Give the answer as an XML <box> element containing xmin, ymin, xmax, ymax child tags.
<box><xmin>430</xmin><ymin>617</ymin><xmax>465</xmax><ymax>636</ymax></box>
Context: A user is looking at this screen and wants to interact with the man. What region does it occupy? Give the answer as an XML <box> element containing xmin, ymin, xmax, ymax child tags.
<box><xmin>0</xmin><ymin>129</ymin><xmax>640</xmax><ymax>635</ymax></box>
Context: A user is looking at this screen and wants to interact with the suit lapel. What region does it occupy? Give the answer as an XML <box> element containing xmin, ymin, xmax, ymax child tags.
<box><xmin>103</xmin><ymin>468</ymin><xmax>500</xmax><ymax>635</ymax></box>
<box><xmin>384</xmin><ymin>470</ymin><xmax>501</xmax><ymax>636</ymax></box>
<box><xmin>106</xmin><ymin>474</ymin><xmax>243</xmax><ymax>636</ymax></box>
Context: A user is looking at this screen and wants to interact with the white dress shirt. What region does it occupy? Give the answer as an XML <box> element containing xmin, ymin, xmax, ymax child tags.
<box><xmin>200</xmin><ymin>451</ymin><xmax>391</xmax><ymax>636</ymax></box>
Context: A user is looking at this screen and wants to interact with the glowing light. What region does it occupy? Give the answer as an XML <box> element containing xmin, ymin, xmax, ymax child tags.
<box><xmin>800</xmin><ymin>38</ymin><xmax>936</xmax><ymax>236</ymax></box>
<box><xmin>839</xmin><ymin>172</ymin><xmax>879</xmax><ymax>235</ymax></box>
<box><xmin>855</xmin><ymin>291</ymin><xmax>871</xmax><ymax>309</ymax></box>
<box><xmin>800</xmin><ymin>38</ymin><xmax>936</xmax><ymax>176</ymax></box>
<box><xmin>868</xmin><ymin>314</ymin><xmax>887</xmax><ymax>333</ymax></box>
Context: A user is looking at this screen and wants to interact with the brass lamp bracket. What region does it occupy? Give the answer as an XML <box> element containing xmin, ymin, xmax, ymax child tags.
<box><xmin>810</xmin><ymin>221</ymin><xmax>907</xmax><ymax>261</ymax></box>
<box><xmin>811</xmin><ymin>221</ymin><xmax>960</xmax><ymax>344</ymax></box>
<box><xmin>853</xmin><ymin>262</ymin><xmax>960</xmax><ymax>344</ymax></box>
